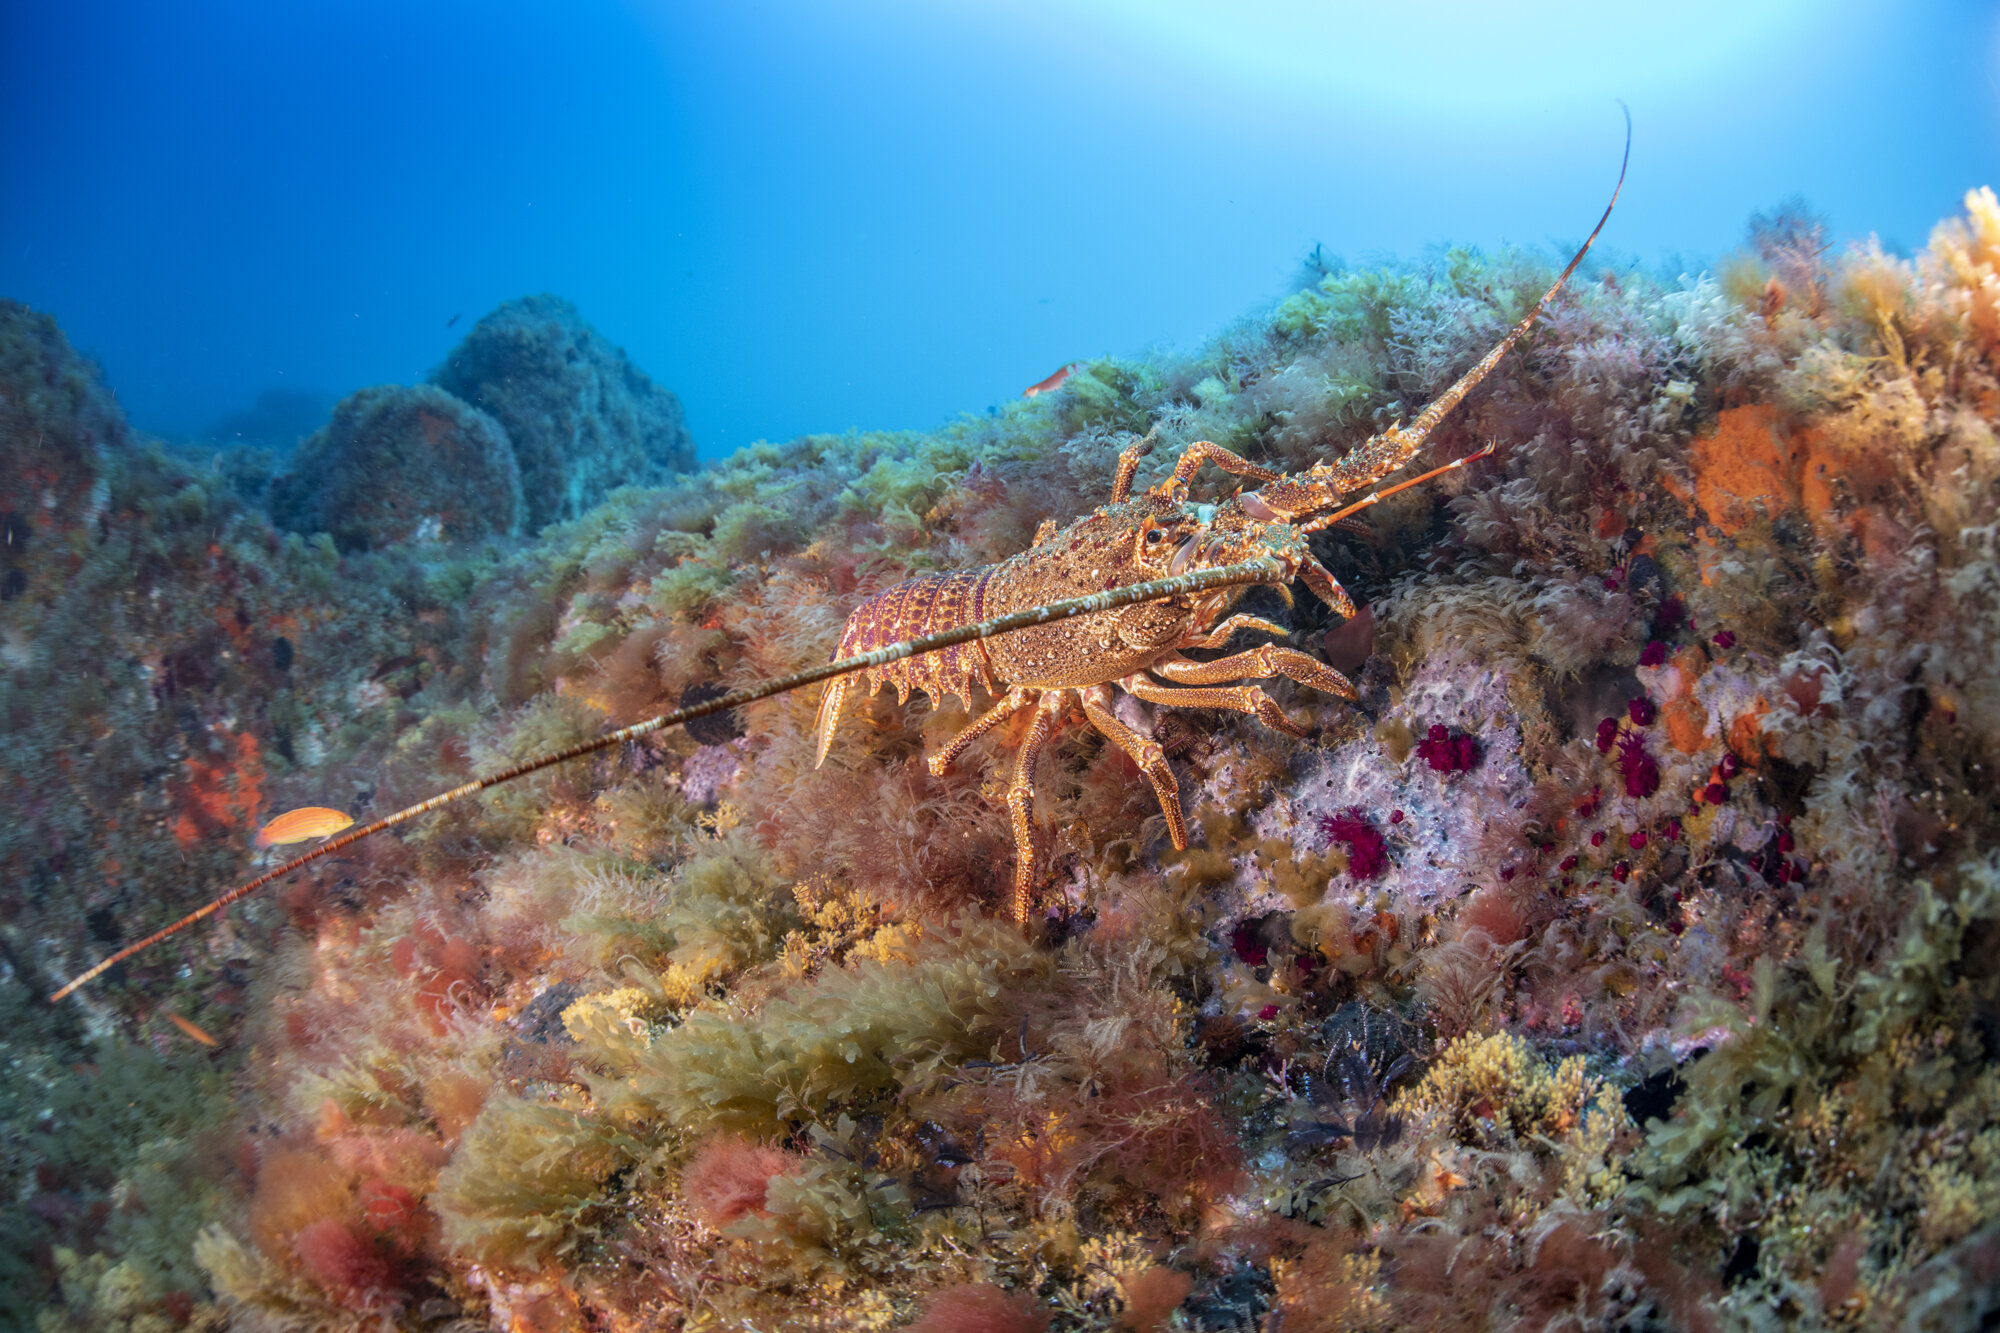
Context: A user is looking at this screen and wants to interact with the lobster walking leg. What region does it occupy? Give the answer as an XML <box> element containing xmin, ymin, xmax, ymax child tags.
<box><xmin>1113</xmin><ymin>435</ymin><xmax>1285</xmax><ymax>505</ymax></box>
<box><xmin>1080</xmin><ymin>685</ymin><xmax>1186</xmax><ymax>852</ymax></box>
<box><xmin>1297</xmin><ymin>558</ymin><xmax>1359</xmax><ymax>620</ymax></box>
<box><xmin>1122</xmin><ymin>674</ymin><xmax>1310</xmax><ymax>739</ymax></box>
<box><xmin>1154</xmin><ymin>643</ymin><xmax>1359</xmax><ymax>701</ymax></box>
<box><xmin>1162</xmin><ymin>441</ymin><xmax>1279</xmax><ymax>492</ymax></box>
<box><xmin>1109</xmin><ymin>429</ymin><xmax>1159</xmax><ymax>502</ymax></box>
<box><xmin>1005</xmin><ymin>694</ymin><xmax>1065</xmax><ymax>921</ymax></box>
<box><xmin>928</xmin><ymin>688</ymin><xmax>1037</xmax><ymax>777</ymax></box>
<box><xmin>1182</xmin><ymin>613</ymin><xmax>1290</xmax><ymax>651</ymax></box>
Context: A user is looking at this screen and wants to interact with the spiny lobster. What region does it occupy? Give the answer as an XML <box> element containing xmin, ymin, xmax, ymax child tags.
<box><xmin>815</xmin><ymin>141</ymin><xmax>1628</xmax><ymax>923</ymax></box>
<box><xmin>48</xmin><ymin>128</ymin><xmax>1626</xmax><ymax>1003</ymax></box>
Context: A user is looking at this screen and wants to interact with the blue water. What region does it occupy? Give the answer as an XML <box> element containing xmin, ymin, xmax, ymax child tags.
<box><xmin>2</xmin><ymin>0</ymin><xmax>1994</xmax><ymax>462</ymax></box>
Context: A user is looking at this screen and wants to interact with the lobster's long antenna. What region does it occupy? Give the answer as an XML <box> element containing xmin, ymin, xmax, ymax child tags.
<box><xmin>1317</xmin><ymin>442</ymin><xmax>1498</xmax><ymax>529</ymax></box>
<box><xmin>49</xmin><ymin>559</ymin><xmax>1283</xmax><ymax>1003</ymax></box>
<box><xmin>1298</xmin><ymin>104</ymin><xmax>1630</xmax><ymax>533</ymax></box>
<box><xmin>1400</xmin><ymin>103</ymin><xmax>1629</xmax><ymax>444</ymax></box>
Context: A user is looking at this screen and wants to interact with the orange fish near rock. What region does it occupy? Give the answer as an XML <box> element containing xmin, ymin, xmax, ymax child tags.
<box><xmin>1022</xmin><ymin>362</ymin><xmax>1076</xmax><ymax>398</ymax></box>
<box><xmin>255</xmin><ymin>806</ymin><xmax>355</xmax><ymax>847</ymax></box>
<box><xmin>166</xmin><ymin>1011</ymin><xmax>219</xmax><ymax>1047</ymax></box>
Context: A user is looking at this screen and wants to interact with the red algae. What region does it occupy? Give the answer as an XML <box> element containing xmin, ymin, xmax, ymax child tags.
<box><xmin>360</xmin><ymin>1178</ymin><xmax>422</xmax><ymax>1235</ymax></box>
<box><xmin>1230</xmin><ymin>918</ymin><xmax>1271</xmax><ymax>967</ymax></box>
<box><xmin>1320</xmin><ymin>807</ymin><xmax>1389</xmax><ymax>878</ymax></box>
<box><xmin>682</xmin><ymin>1136</ymin><xmax>796</xmax><ymax>1229</ymax></box>
<box><xmin>1617</xmin><ymin>733</ymin><xmax>1660</xmax><ymax>799</ymax></box>
<box><xmin>1321</xmin><ymin>602</ymin><xmax>1376</xmax><ymax>673</ymax></box>
<box><xmin>907</xmin><ymin>1284</ymin><xmax>1050</xmax><ymax>1333</ymax></box>
<box><xmin>1459</xmin><ymin>887</ymin><xmax>1525</xmax><ymax>945</ymax></box>
<box><xmin>293</xmin><ymin>1218</ymin><xmax>408</xmax><ymax>1311</ymax></box>
<box><xmin>1416</xmin><ymin>723</ymin><xmax>1482</xmax><ymax>774</ymax></box>
<box><xmin>1782</xmin><ymin>663</ymin><xmax>1829</xmax><ymax>715</ymax></box>
<box><xmin>1120</xmin><ymin>1266</ymin><xmax>1195</xmax><ymax>1332</ymax></box>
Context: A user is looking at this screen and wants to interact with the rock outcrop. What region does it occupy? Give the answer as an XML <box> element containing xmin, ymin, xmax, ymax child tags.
<box><xmin>269</xmin><ymin>384</ymin><xmax>520</xmax><ymax>551</ymax></box>
<box><xmin>431</xmin><ymin>294</ymin><xmax>695</xmax><ymax>531</ymax></box>
<box><xmin>0</xmin><ymin>299</ymin><xmax>138</xmax><ymax>602</ymax></box>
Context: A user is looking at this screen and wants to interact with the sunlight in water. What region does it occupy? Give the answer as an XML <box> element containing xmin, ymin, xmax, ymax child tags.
<box><xmin>976</xmin><ymin>0</ymin><xmax>1836</xmax><ymax>114</ymax></box>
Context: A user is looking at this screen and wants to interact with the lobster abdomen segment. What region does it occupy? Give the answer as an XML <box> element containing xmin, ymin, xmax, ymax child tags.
<box><xmin>813</xmin><ymin>567</ymin><xmax>1002</xmax><ymax>764</ymax></box>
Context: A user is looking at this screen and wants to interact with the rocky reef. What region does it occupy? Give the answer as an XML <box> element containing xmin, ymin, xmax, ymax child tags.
<box><xmin>430</xmin><ymin>294</ymin><xmax>698</xmax><ymax>532</ymax></box>
<box><xmin>5</xmin><ymin>191</ymin><xmax>2000</xmax><ymax>1332</ymax></box>
<box><xmin>255</xmin><ymin>295</ymin><xmax>697</xmax><ymax>555</ymax></box>
<box><xmin>269</xmin><ymin>385</ymin><xmax>521</xmax><ymax>550</ymax></box>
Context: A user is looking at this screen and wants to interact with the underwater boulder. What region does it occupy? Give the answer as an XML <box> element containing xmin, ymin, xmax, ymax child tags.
<box><xmin>0</xmin><ymin>300</ymin><xmax>139</xmax><ymax>597</ymax></box>
<box><xmin>270</xmin><ymin>384</ymin><xmax>521</xmax><ymax>550</ymax></box>
<box><xmin>429</xmin><ymin>294</ymin><xmax>695</xmax><ymax>531</ymax></box>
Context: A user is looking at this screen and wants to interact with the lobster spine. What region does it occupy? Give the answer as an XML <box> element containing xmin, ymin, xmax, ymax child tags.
<box><xmin>813</xmin><ymin>567</ymin><xmax>1002</xmax><ymax>762</ymax></box>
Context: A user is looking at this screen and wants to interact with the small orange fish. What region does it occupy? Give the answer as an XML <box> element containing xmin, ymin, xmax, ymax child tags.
<box><xmin>1022</xmin><ymin>362</ymin><xmax>1076</xmax><ymax>398</ymax></box>
<box><xmin>255</xmin><ymin>806</ymin><xmax>355</xmax><ymax>847</ymax></box>
<box><xmin>166</xmin><ymin>1012</ymin><xmax>219</xmax><ymax>1047</ymax></box>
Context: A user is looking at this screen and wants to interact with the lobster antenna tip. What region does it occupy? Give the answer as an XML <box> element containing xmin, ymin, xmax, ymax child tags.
<box><xmin>1393</xmin><ymin>108</ymin><xmax>1629</xmax><ymax>448</ymax></box>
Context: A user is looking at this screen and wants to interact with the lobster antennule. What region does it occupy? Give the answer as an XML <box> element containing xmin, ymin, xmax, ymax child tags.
<box><xmin>1298</xmin><ymin>442</ymin><xmax>1498</xmax><ymax>535</ymax></box>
